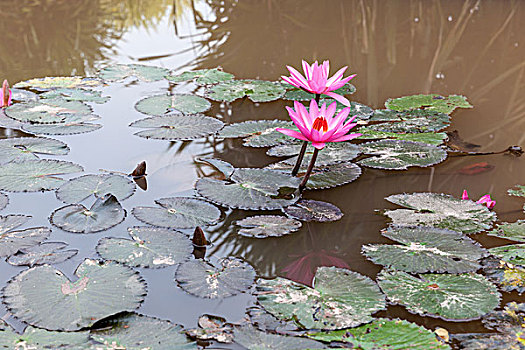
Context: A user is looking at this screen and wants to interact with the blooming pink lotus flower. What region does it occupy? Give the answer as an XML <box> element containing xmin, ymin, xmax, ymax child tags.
<box><xmin>462</xmin><ymin>190</ymin><xmax>496</xmax><ymax>209</ymax></box>
<box><xmin>0</xmin><ymin>80</ymin><xmax>12</xmax><ymax>108</ymax></box>
<box><xmin>276</xmin><ymin>99</ymin><xmax>361</xmax><ymax>150</ymax></box>
<box><xmin>282</xmin><ymin>60</ymin><xmax>356</xmax><ymax>106</ymax></box>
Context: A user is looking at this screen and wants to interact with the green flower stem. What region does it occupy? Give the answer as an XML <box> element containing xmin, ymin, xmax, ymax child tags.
<box><xmin>298</xmin><ymin>148</ymin><xmax>319</xmax><ymax>193</ymax></box>
<box><xmin>291</xmin><ymin>141</ymin><xmax>308</xmax><ymax>176</ymax></box>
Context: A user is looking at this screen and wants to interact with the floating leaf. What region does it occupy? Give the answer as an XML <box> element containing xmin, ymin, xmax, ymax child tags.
<box><xmin>167</xmin><ymin>68</ymin><xmax>234</xmax><ymax>85</ymax></box>
<box><xmin>132</xmin><ymin>197</ymin><xmax>220</xmax><ymax>229</ymax></box>
<box><xmin>385</xmin><ymin>94</ymin><xmax>472</xmax><ymax>114</ymax></box>
<box><xmin>357</xmin><ymin>129</ymin><xmax>447</xmax><ymax>146</ymax></box>
<box><xmin>377</xmin><ymin>269</ymin><xmax>500</xmax><ymax>321</ymax></box>
<box><xmin>3</xmin><ymin>259</ymin><xmax>146</xmax><ymax>331</ymax></box>
<box><xmin>0</xmin><ymin>321</ymin><xmax>90</xmax><ymax>349</ymax></box>
<box><xmin>0</xmin><ymin>110</ymin><xmax>25</xmax><ymax>130</ymax></box>
<box><xmin>22</xmin><ymin>113</ymin><xmax>102</xmax><ymax>135</ymax></box>
<box><xmin>130</xmin><ymin>114</ymin><xmax>224</xmax><ymax>141</ymax></box>
<box><xmin>283</xmin><ymin>83</ymin><xmax>355</xmax><ymax>101</ymax></box>
<box><xmin>366</xmin><ymin>110</ymin><xmax>451</xmax><ymax>133</ymax></box>
<box><xmin>257</xmin><ymin>266</ymin><xmax>385</xmax><ymax>330</ymax></box>
<box><xmin>11</xmin><ymin>88</ymin><xmax>39</xmax><ymax>103</ymax></box>
<box><xmin>7</xmin><ymin>242</ymin><xmax>77</xmax><ymax>267</ymax></box>
<box><xmin>359</xmin><ymin>139</ymin><xmax>447</xmax><ymax>170</ymax></box>
<box><xmin>0</xmin><ymin>193</ymin><xmax>7</xmax><ymax>211</ymax></box>
<box><xmin>195</xmin><ymin>157</ymin><xmax>235</xmax><ymax>179</ymax></box>
<box><xmin>483</xmin><ymin>259</ymin><xmax>525</xmax><ymax>294</ymax></box>
<box><xmin>0</xmin><ymin>137</ymin><xmax>69</xmax><ymax>164</ymax></box>
<box><xmin>6</xmin><ymin>98</ymin><xmax>93</xmax><ymax>124</ymax></box>
<box><xmin>487</xmin><ymin>220</ymin><xmax>525</xmax><ymax>242</ymax></box>
<box><xmin>304</xmin><ymin>162</ymin><xmax>362</xmax><ymax>190</ymax></box>
<box><xmin>236</xmin><ymin>215</ymin><xmax>302</xmax><ymax>238</ymax></box>
<box><xmin>206</xmin><ymin>79</ymin><xmax>285</xmax><ymax>102</ymax></box>
<box><xmin>246</xmin><ymin>306</ymin><xmax>298</xmax><ymax>333</ymax></box>
<box><xmin>175</xmin><ymin>257</ymin><xmax>256</xmax><ymax>299</ymax></box>
<box><xmin>508</xmin><ymin>185</ymin><xmax>525</xmax><ymax>198</ymax></box>
<box><xmin>14</xmin><ymin>76</ymin><xmax>101</xmax><ymax>90</ymax></box>
<box><xmin>490</xmin><ymin>244</ymin><xmax>525</xmax><ymax>266</ymax></box>
<box><xmin>316</xmin><ymin>100</ymin><xmax>375</xmax><ymax>121</ymax></box>
<box><xmin>362</xmin><ymin>226</ymin><xmax>487</xmax><ymax>273</ymax></box>
<box><xmin>283</xmin><ymin>199</ymin><xmax>343</xmax><ymax>222</ymax></box>
<box><xmin>0</xmin><ymin>215</ymin><xmax>50</xmax><ymax>256</ymax></box>
<box><xmin>233</xmin><ymin>326</ymin><xmax>325</xmax><ymax>350</ymax></box>
<box><xmin>96</xmin><ymin>226</ymin><xmax>193</xmax><ymax>268</ymax></box>
<box><xmin>135</xmin><ymin>94</ymin><xmax>211</xmax><ymax>115</ymax></box>
<box><xmin>97</xmin><ymin>64</ymin><xmax>169</xmax><ymax>82</ymax></box>
<box><xmin>218</xmin><ymin>119</ymin><xmax>297</xmax><ymax>147</ymax></box>
<box><xmin>0</xmin><ymin>159</ymin><xmax>83</xmax><ymax>192</ymax></box>
<box><xmin>186</xmin><ymin>314</ymin><xmax>234</xmax><ymax>343</ymax></box>
<box><xmin>56</xmin><ymin>174</ymin><xmax>135</xmax><ymax>204</ymax></box>
<box><xmin>369</xmin><ymin>109</ymin><xmax>406</xmax><ymax>122</ymax></box>
<box><xmin>50</xmin><ymin>195</ymin><xmax>126</xmax><ymax>233</ymax></box>
<box><xmin>268</xmin><ymin>142</ymin><xmax>360</xmax><ymax>166</ymax></box>
<box><xmin>384</xmin><ymin>192</ymin><xmax>497</xmax><ymax>234</ymax></box>
<box><xmin>41</xmin><ymin>88</ymin><xmax>110</xmax><ymax>103</ymax></box>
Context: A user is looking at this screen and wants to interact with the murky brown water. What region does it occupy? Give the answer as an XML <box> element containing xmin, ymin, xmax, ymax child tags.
<box><xmin>1</xmin><ymin>0</ymin><xmax>525</xmax><ymax>342</ymax></box>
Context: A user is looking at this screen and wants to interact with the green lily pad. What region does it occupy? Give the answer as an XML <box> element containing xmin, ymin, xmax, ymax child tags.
<box><xmin>97</xmin><ymin>64</ymin><xmax>169</xmax><ymax>82</ymax></box>
<box><xmin>186</xmin><ymin>314</ymin><xmax>234</xmax><ymax>343</ymax></box>
<box><xmin>3</xmin><ymin>258</ymin><xmax>146</xmax><ymax>331</ymax></box>
<box><xmin>5</xmin><ymin>98</ymin><xmax>93</xmax><ymax>124</ymax></box>
<box><xmin>129</xmin><ymin>114</ymin><xmax>224</xmax><ymax>141</ymax></box>
<box><xmin>7</xmin><ymin>242</ymin><xmax>78</xmax><ymax>267</ymax></box>
<box><xmin>257</xmin><ymin>266</ymin><xmax>385</xmax><ymax>330</ymax></box>
<box><xmin>316</xmin><ymin>100</ymin><xmax>375</xmax><ymax>121</ymax></box>
<box><xmin>385</xmin><ymin>94</ymin><xmax>473</xmax><ymax>114</ymax></box>
<box><xmin>384</xmin><ymin>192</ymin><xmax>497</xmax><ymax>234</ymax></box>
<box><xmin>236</xmin><ymin>215</ymin><xmax>302</xmax><ymax>238</ymax></box>
<box><xmin>362</xmin><ymin>226</ymin><xmax>488</xmax><ymax>273</ymax></box>
<box><xmin>132</xmin><ymin>197</ymin><xmax>220</xmax><ymax>229</ymax></box>
<box><xmin>283</xmin><ymin>199</ymin><xmax>343</xmax><ymax>222</ymax></box>
<box><xmin>0</xmin><ymin>159</ymin><xmax>83</xmax><ymax>192</ymax></box>
<box><xmin>233</xmin><ymin>326</ymin><xmax>325</xmax><ymax>350</ymax></box>
<box><xmin>206</xmin><ymin>79</ymin><xmax>285</xmax><ymax>103</ymax></box>
<box><xmin>0</xmin><ymin>193</ymin><xmax>7</xmax><ymax>211</ymax></box>
<box><xmin>22</xmin><ymin>113</ymin><xmax>102</xmax><ymax>135</ymax></box>
<box><xmin>195</xmin><ymin>157</ymin><xmax>235</xmax><ymax>179</ymax></box>
<box><xmin>245</xmin><ymin>306</ymin><xmax>297</xmax><ymax>333</ymax></box>
<box><xmin>483</xmin><ymin>259</ymin><xmax>525</xmax><ymax>294</ymax></box>
<box><xmin>267</xmin><ymin>142</ymin><xmax>360</xmax><ymax>166</ymax></box>
<box><xmin>508</xmin><ymin>185</ymin><xmax>525</xmax><ymax>198</ymax></box>
<box><xmin>0</xmin><ymin>215</ymin><xmax>50</xmax><ymax>257</ymax></box>
<box><xmin>96</xmin><ymin>226</ymin><xmax>193</xmax><ymax>268</ymax></box>
<box><xmin>369</xmin><ymin>109</ymin><xmax>406</xmax><ymax>122</ymax></box>
<box><xmin>358</xmin><ymin>139</ymin><xmax>447</xmax><ymax>170</ymax></box>
<box><xmin>50</xmin><ymin>195</ymin><xmax>126</xmax><ymax>233</ymax></box>
<box><xmin>175</xmin><ymin>257</ymin><xmax>256</xmax><ymax>299</ymax></box>
<box><xmin>135</xmin><ymin>94</ymin><xmax>211</xmax><ymax>115</ymax></box>
<box><xmin>14</xmin><ymin>76</ymin><xmax>102</xmax><ymax>90</ymax></box>
<box><xmin>40</xmin><ymin>88</ymin><xmax>110</xmax><ymax>104</ymax></box>
<box><xmin>0</xmin><ymin>110</ymin><xmax>25</xmax><ymax>130</ymax></box>
<box><xmin>357</xmin><ymin>129</ymin><xmax>447</xmax><ymax>145</ymax></box>
<box><xmin>487</xmin><ymin>220</ymin><xmax>525</xmax><ymax>242</ymax></box>
<box><xmin>11</xmin><ymin>88</ymin><xmax>39</xmax><ymax>103</ymax></box>
<box><xmin>218</xmin><ymin>119</ymin><xmax>297</xmax><ymax>148</ymax></box>
<box><xmin>0</xmin><ymin>137</ymin><xmax>69</xmax><ymax>164</ymax></box>
<box><xmin>195</xmin><ymin>168</ymin><xmax>300</xmax><ymax>210</ymax></box>
<box><xmin>167</xmin><ymin>68</ymin><xmax>234</xmax><ymax>85</ymax></box>
<box><xmin>490</xmin><ymin>244</ymin><xmax>525</xmax><ymax>266</ymax></box>
<box><xmin>307</xmin><ymin>318</ymin><xmax>450</xmax><ymax>350</ymax></box>
<box><xmin>56</xmin><ymin>174</ymin><xmax>135</xmax><ymax>204</ymax></box>
<box><xmin>365</xmin><ymin>110</ymin><xmax>451</xmax><ymax>133</ymax></box>
<box><xmin>283</xmin><ymin>83</ymin><xmax>356</xmax><ymax>101</ymax></box>
<box><xmin>377</xmin><ymin>269</ymin><xmax>500</xmax><ymax>321</ymax></box>
<box><xmin>91</xmin><ymin>313</ymin><xmax>196</xmax><ymax>349</ymax></box>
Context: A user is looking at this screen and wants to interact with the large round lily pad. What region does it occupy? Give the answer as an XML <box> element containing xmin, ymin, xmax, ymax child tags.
<box><xmin>7</xmin><ymin>242</ymin><xmax>77</xmax><ymax>267</ymax></box>
<box><xmin>3</xmin><ymin>259</ymin><xmax>147</xmax><ymax>331</ymax></box>
<box><xmin>302</xmin><ymin>162</ymin><xmax>362</xmax><ymax>190</ymax></box>
<box><xmin>22</xmin><ymin>113</ymin><xmax>102</xmax><ymax>136</ymax></box>
<box><xmin>14</xmin><ymin>76</ymin><xmax>101</xmax><ymax>90</ymax></box>
<box><xmin>97</xmin><ymin>64</ymin><xmax>169</xmax><ymax>82</ymax></box>
<box><xmin>233</xmin><ymin>326</ymin><xmax>325</xmax><ymax>350</ymax></box>
<box><xmin>5</xmin><ymin>98</ymin><xmax>93</xmax><ymax>124</ymax></box>
<box><xmin>385</xmin><ymin>94</ymin><xmax>472</xmax><ymax>114</ymax></box>
<box><xmin>377</xmin><ymin>269</ymin><xmax>500</xmax><ymax>321</ymax></box>
<box><xmin>268</xmin><ymin>142</ymin><xmax>360</xmax><ymax>166</ymax></box>
<box><xmin>217</xmin><ymin>119</ymin><xmax>297</xmax><ymax>148</ymax></box>
<box><xmin>167</xmin><ymin>68</ymin><xmax>234</xmax><ymax>85</ymax></box>
<box><xmin>175</xmin><ymin>257</ymin><xmax>256</xmax><ymax>299</ymax></box>
<box><xmin>135</xmin><ymin>94</ymin><xmax>211</xmax><ymax>115</ymax></box>
<box><xmin>0</xmin><ymin>215</ymin><xmax>51</xmax><ymax>257</ymax></box>
<box><xmin>283</xmin><ymin>199</ymin><xmax>343</xmax><ymax>222</ymax></box>
<box><xmin>0</xmin><ymin>137</ymin><xmax>69</xmax><ymax>164</ymax></box>
<box><xmin>206</xmin><ymin>79</ymin><xmax>285</xmax><ymax>103</ymax></box>
<box><xmin>236</xmin><ymin>215</ymin><xmax>302</xmax><ymax>238</ymax></box>
<box><xmin>41</xmin><ymin>88</ymin><xmax>110</xmax><ymax>104</ymax></box>
<box><xmin>56</xmin><ymin>174</ymin><xmax>135</xmax><ymax>204</ymax></box>
<box><xmin>257</xmin><ymin>266</ymin><xmax>385</xmax><ymax>330</ymax></box>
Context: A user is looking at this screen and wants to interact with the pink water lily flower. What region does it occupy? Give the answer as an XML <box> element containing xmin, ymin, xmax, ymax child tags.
<box><xmin>462</xmin><ymin>190</ymin><xmax>496</xmax><ymax>209</ymax></box>
<box><xmin>282</xmin><ymin>60</ymin><xmax>356</xmax><ymax>106</ymax></box>
<box><xmin>276</xmin><ymin>99</ymin><xmax>361</xmax><ymax>150</ymax></box>
<box><xmin>0</xmin><ymin>80</ymin><xmax>11</xmax><ymax>108</ymax></box>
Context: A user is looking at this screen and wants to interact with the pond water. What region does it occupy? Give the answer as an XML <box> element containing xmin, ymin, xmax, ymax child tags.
<box><xmin>1</xmin><ymin>0</ymin><xmax>525</xmax><ymax>347</ymax></box>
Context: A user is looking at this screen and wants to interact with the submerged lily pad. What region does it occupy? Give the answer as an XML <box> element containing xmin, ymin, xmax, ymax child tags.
<box><xmin>5</xmin><ymin>98</ymin><xmax>93</xmax><ymax>124</ymax></box>
<box><xmin>283</xmin><ymin>83</ymin><xmax>355</xmax><ymax>101</ymax></box>
<box><xmin>377</xmin><ymin>269</ymin><xmax>500</xmax><ymax>321</ymax></box>
<box><xmin>130</xmin><ymin>114</ymin><xmax>224</xmax><ymax>141</ymax></box>
<box><xmin>362</xmin><ymin>226</ymin><xmax>487</xmax><ymax>273</ymax></box>
<box><xmin>50</xmin><ymin>195</ymin><xmax>126</xmax><ymax>233</ymax></box>
<box><xmin>487</xmin><ymin>220</ymin><xmax>525</xmax><ymax>242</ymax></box>
<box><xmin>7</xmin><ymin>242</ymin><xmax>78</xmax><ymax>267</ymax></box>
<box><xmin>135</xmin><ymin>94</ymin><xmax>211</xmax><ymax>115</ymax></box>
<box><xmin>236</xmin><ymin>215</ymin><xmax>302</xmax><ymax>238</ymax></box>
<box><xmin>234</xmin><ymin>326</ymin><xmax>325</xmax><ymax>350</ymax></box>
<box><xmin>283</xmin><ymin>199</ymin><xmax>343</xmax><ymax>222</ymax></box>
<box><xmin>385</xmin><ymin>94</ymin><xmax>472</xmax><ymax>114</ymax></box>
<box><xmin>0</xmin><ymin>193</ymin><xmax>7</xmax><ymax>211</ymax></box>
<box><xmin>3</xmin><ymin>259</ymin><xmax>146</xmax><ymax>331</ymax></box>
<box><xmin>22</xmin><ymin>113</ymin><xmax>102</xmax><ymax>135</ymax></box>
<box><xmin>0</xmin><ymin>215</ymin><xmax>50</xmax><ymax>257</ymax></box>
<box><xmin>0</xmin><ymin>137</ymin><xmax>69</xmax><ymax>164</ymax></box>
<box><xmin>14</xmin><ymin>76</ymin><xmax>101</xmax><ymax>90</ymax></box>
<box><xmin>195</xmin><ymin>157</ymin><xmax>235</xmax><ymax>179</ymax></box>
<box><xmin>268</xmin><ymin>142</ymin><xmax>360</xmax><ymax>166</ymax></box>
<box><xmin>357</xmin><ymin>129</ymin><xmax>447</xmax><ymax>145</ymax></box>
<box><xmin>0</xmin><ymin>159</ymin><xmax>83</xmax><ymax>192</ymax></box>
<box><xmin>384</xmin><ymin>192</ymin><xmax>497</xmax><ymax>234</ymax></box>
<box><xmin>56</xmin><ymin>174</ymin><xmax>135</xmax><ymax>204</ymax></box>
<box><xmin>97</xmin><ymin>64</ymin><xmax>169</xmax><ymax>82</ymax></box>
<box><xmin>186</xmin><ymin>314</ymin><xmax>234</xmax><ymax>343</ymax></box>
<box><xmin>167</xmin><ymin>68</ymin><xmax>234</xmax><ymax>85</ymax></box>
<box><xmin>490</xmin><ymin>244</ymin><xmax>525</xmax><ymax>266</ymax></box>
<box><xmin>175</xmin><ymin>257</ymin><xmax>256</xmax><ymax>299</ymax></box>
<box><xmin>206</xmin><ymin>79</ymin><xmax>286</xmax><ymax>103</ymax></box>
<box><xmin>41</xmin><ymin>88</ymin><xmax>110</xmax><ymax>104</ymax></box>
<box><xmin>257</xmin><ymin>266</ymin><xmax>385</xmax><ymax>330</ymax></box>
<box><xmin>96</xmin><ymin>226</ymin><xmax>193</xmax><ymax>268</ymax></box>
<box><xmin>218</xmin><ymin>119</ymin><xmax>297</xmax><ymax>147</ymax></box>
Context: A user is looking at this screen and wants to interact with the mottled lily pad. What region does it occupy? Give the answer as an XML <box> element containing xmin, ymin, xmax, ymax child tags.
<box><xmin>362</xmin><ymin>226</ymin><xmax>488</xmax><ymax>273</ymax></box>
<box><xmin>377</xmin><ymin>269</ymin><xmax>500</xmax><ymax>321</ymax></box>
<box><xmin>490</xmin><ymin>244</ymin><xmax>525</xmax><ymax>266</ymax></box>
<box><xmin>357</xmin><ymin>129</ymin><xmax>447</xmax><ymax>145</ymax></box>
<box><xmin>97</xmin><ymin>64</ymin><xmax>169</xmax><ymax>82</ymax></box>
<box><xmin>487</xmin><ymin>220</ymin><xmax>525</xmax><ymax>242</ymax></box>
<box><xmin>14</xmin><ymin>76</ymin><xmax>101</xmax><ymax>90</ymax></box>
<box><xmin>268</xmin><ymin>142</ymin><xmax>360</xmax><ymax>166</ymax></box>
<box><xmin>283</xmin><ymin>199</ymin><xmax>343</xmax><ymax>222</ymax></box>
<box><xmin>0</xmin><ymin>159</ymin><xmax>83</xmax><ymax>192</ymax></box>
<box><xmin>22</xmin><ymin>113</ymin><xmax>102</xmax><ymax>135</ymax></box>
<box><xmin>218</xmin><ymin>119</ymin><xmax>297</xmax><ymax>148</ymax></box>
<box><xmin>283</xmin><ymin>83</ymin><xmax>355</xmax><ymax>101</ymax></box>
<box><xmin>50</xmin><ymin>195</ymin><xmax>126</xmax><ymax>233</ymax></box>
<box><xmin>130</xmin><ymin>114</ymin><xmax>224</xmax><ymax>141</ymax></box>
<box><xmin>96</xmin><ymin>226</ymin><xmax>193</xmax><ymax>268</ymax></box>
<box><xmin>233</xmin><ymin>326</ymin><xmax>325</xmax><ymax>350</ymax></box>
<box><xmin>56</xmin><ymin>174</ymin><xmax>135</xmax><ymax>204</ymax></box>
<box><xmin>186</xmin><ymin>314</ymin><xmax>234</xmax><ymax>343</ymax></box>
<box><xmin>236</xmin><ymin>215</ymin><xmax>302</xmax><ymax>238</ymax></box>
<box><xmin>385</xmin><ymin>94</ymin><xmax>472</xmax><ymax>114</ymax></box>
<box><xmin>257</xmin><ymin>266</ymin><xmax>385</xmax><ymax>330</ymax></box>
<box><xmin>135</xmin><ymin>94</ymin><xmax>211</xmax><ymax>115</ymax></box>
<box><xmin>484</xmin><ymin>258</ymin><xmax>525</xmax><ymax>294</ymax></box>
<box><xmin>304</xmin><ymin>162</ymin><xmax>362</xmax><ymax>190</ymax></box>
<box><xmin>0</xmin><ymin>193</ymin><xmax>7</xmax><ymax>211</ymax></box>
<box><xmin>0</xmin><ymin>137</ymin><xmax>69</xmax><ymax>164</ymax></box>
<box><xmin>366</xmin><ymin>110</ymin><xmax>451</xmax><ymax>133</ymax></box>
<box><xmin>175</xmin><ymin>257</ymin><xmax>256</xmax><ymax>299</ymax></box>
<box><xmin>317</xmin><ymin>100</ymin><xmax>375</xmax><ymax>121</ymax></box>
<box><xmin>167</xmin><ymin>68</ymin><xmax>234</xmax><ymax>85</ymax></box>
<box><xmin>206</xmin><ymin>79</ymin><xmax>285</xmax><ymax>103</ymax></box>
<box><xmin>384</xmin><ymin>192</ymin><xmax>497</xmax><ymax>234</ymax></box>
<box><xmin>0</xmin><ymin>215</ymin><xmax>50</xmax><ymax>257</ymax></box>
<box><xmin>508</xmin><ymin>185</ymin><xmax>525</xmax><ymax>198</ymax></box>
<box><xmin>5</xmin><ymin>98</ymin><xmax>93</xmax><ymax>124</ymax></box>
<box><xmin>358</xmin><ymin>139</ymin><xmax>447</xmax><ymax>170</ymax></box>
<box><xmin>3</xmin><ymin>259</ymin><xmax>146</xmax><ymax>331</ymax></box>
<box><xmin>41</xmin><ymin>88</ymin><xmax>110</xmax><ymax>104</ymax></box>
<box><xmin>11</xmin><ymin>88</ymin><xmax>39</xmax><ymax>103</ymax></box>
<box><xmin>7</xmin><ymin>242</ymin><xmax>78</xmax><ymax>267</ymax></box>
<box><xmin>195</xmin><ymin>157</ymin><xmax>235</xmax><ymax>179</ymax></box>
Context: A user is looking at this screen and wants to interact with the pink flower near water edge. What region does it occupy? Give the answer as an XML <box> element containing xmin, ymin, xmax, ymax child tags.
<box><xmin>0</xmin><ymin>80</ymin><xmax>12</xmax><ymax>108</ymax></box>
<box><xmin>462</xmin><ymin>190</ymin><xmax>496</xmax><ymax>209</ymax></box>
<box><xmin>282</xmin><ymin>60</ymin><xmax>355</xmax><ymax>106</ymax></box>
<box><xmin>276</xmin><ymin>99</ymin><xmax>361</xmax><ymax>150</ymax></box>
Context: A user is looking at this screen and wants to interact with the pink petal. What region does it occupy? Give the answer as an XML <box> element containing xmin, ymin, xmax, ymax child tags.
<box><xmin>322</xmin><ymin>61</ymin><xmax>330</xmax><ymax>80</ymax></box>
<box><xmin>312</xmin><ymin>141</ymin><xmax>326</xmax><ymax>149</ymax></box>
<box><xmin>324</xmin><ymin>91</ymin><xmax>350</xmax><ymax>107</ymax></box>
<box><xmin>328</xmin><ymin>133</ymin><xmax>362</xmax><ymax>142</ymax></box>
<box><xmin>326</xmin><ymin>66</ymin><xmax>347</xmax><ymax>87</ymax></box>
<box><xmin>302</xmin><ymin>60</ymin><xmax>312</xmax><ymax>80</ymax></box>
<box><xmin>462</xmin><ymin>190</ymin><xmax>469</xmax><ymax>200</ymax></box>
<box><xmin>276</xmin><ymin>128</ymin><xmax>310</xmax><ymax>142</ymax></box>
<box><xmin>287</xmin><ymin>66</ymin><xmax>309</xmax><ymax>88</ymax></box>
<box><xmin>281</xmin><ymin>76</ymin><xmax>301</xmax><ymax>89</ymax></box>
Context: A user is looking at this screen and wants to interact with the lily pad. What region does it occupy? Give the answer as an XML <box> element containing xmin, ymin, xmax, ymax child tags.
<box><xmin>245</xmin><ymin>306</ymin><xmax>297</xmax><ymax>333</ymax></box>
<box><xmin>14</xmin><ymin>76</ymin><xmax>101</xmax><ymax>90</ymax></box>
<box><xmin>304</xmin><ymin>162</ymin><xmax>362</xmax><ymax>190</ymax></box>
<box><xmin>257</xmin><ymin>266</ymin><xmax>385</xmax><ymax>330</ymax></box>
<box><xmin>97</xmin><ymin>64</ymin><xmax>169</xmax><ymax>82</ymax></box>
<box><xmin>167</xmin><ymin>68</ymin><xmax>235</xmax><ymax>85</ymax></box>
<box><xmin>195</xmin><ymin>157</ymin><xmax>235</xmax><ymax>179</ymax></box>
<box><xmin>377</xmin><ymin>269</ymin><xmax>500</xmax><ymax>321</ymax></box>
<box><xmin>483</xmin><ymin>259</ymin><xmax>525</xmax><ymax>294</ymax></box>
<box><xmin>0</xmin><ymin>137</ymin><xmax>69</xmax><ymax>164</ymax></box>
<box><xmin>130</xmin><ymin>114</ymin><xmax>224</xmax><ymax>141</ymax></box>
<box><xmin>175</xmin><ymin>257</ymin><xmax>256</xmax><ymax>298</ymax></box>
<box><xmin>233</xmin><ymin>326</ymin><xmax>325</xmax><ymax>350</ymax></box>
<box><xmin>186</xmin><ymin>314</ymin><xmax>234</xmax><ymax>343</ymax></box>
<box><xmin>384</xmin><ymin>192</ymin><xmax>497</xmax><ymax>234</ymax></box>
<box><xmin>11</xmin><ymin>88</ymin><xmax>39</xmax><ymax>103</ymax></box>
<box><xmin>358</xmin><ymin>139</ymin><xmax>447</xmax><ymax>170</ymax></box>
<box><xmin>268</xmin><ymin>142</ymin><xmax>360</xmax><ymax>166</ymax></box>
<box><xmin>0</xmin><ymin>215</ymin><xmax>50</xmax><ymax>256</ymax></box>
<box><xmin>218</xmin><ymin>119</ymin><xmax>297</xmax><ymax>148</ymax></box>
<box><xmin>283</xmin><ymin>83</ymin><xmax>356</xmax><ymax>101</ymax></box>
<box><xmin>0</xmin><ymin>159</ymin><xmax>83</xmax><ymax>192</ymax></box>
<box><xmin>5</xmin><ymin>98</ymin><xmax>93</xmax><ymax>124</ymax></box>
<box><xmin>206</xmin><ymin>79</ymin><xmax>286</xmax><ymax>103</ymax></box>
<box><xmin>56</xmin><ymin>174</ymin><xmax>135</xmax><ymax>204</ymax></box>
<box><xmin>362</xmin><ymin>226</ymin><xmax>487</xmax><ymax>273</ymax></box>
<box><xmin>41</xmin><ymin>88</ymin><xmax>110</xmax><ymax>104</ymax></box>
<box><xmin>236</xmin><ymin>215</ymin><xmax>302</xmax><ymax>238</ymax></box>
<box><xmin>508</xmin><ymin>185</ymin><xmax>525</xmax><ymax>198</ymax></box>
<box><xmin>96</xmin><ymin>226</ymin><xmax>193</xmax><ymax>268</ymax></box>
<box><xmin>50</xmin><ymin>195</ymin><xmax>126</xmax><ymax>233</ymax></box>
<box><xmin>317</xmin><ymin>100</ymin><xmax>375</xmax><ymax>121</ymax></box>
<box><xmin>195</xmin><ymin>168</ymin><xmax>300</xmax><ymax>210</ymax></box>
<box><xmin>385</xmin><ymin>94</ymin><xmax>472</xmax><ymax>114</ymax></box>
<box><xmin>22</xmin><ymin>113</ymin><xmax>102</xmax><ymax>135</ymax></box>
<box><xmin>490</xmin><ymin>244</ymin><xmax>525</xmax><ymax>266</ymax></box>
<box><xmin>357</xmin><ymin>129</ymin><xmax>447</xmax><ymax>145</ymax></box>
<box><xmin>487</xmin><ymin>220</ymin><xmax>525</xmax><ymax>242</ymax></box>
<box><xmin>135</xmin><ymin>94</ymin><xmax>211</xmax><ymax>115</ymax></box>
<box><xmin>283</xmin><ymin>199</ymin><xmax>343</xmax><ymax>222</ymax></box>
<box><xmin>7</xmin><ymin>242</ymin><xmax>78</xmax><ymax>267</ymax></box>
<box><xmin>0</xmin><ymin>193</ymin><xmax>7</xmax><ymax>211</ymax></box>
<box><xmin>365</xmin><ymin>110</ymin><xmax>451</xmax><ymax>133</ymax></box>
<box><xmin>3</xmin><ymin>258</ymin><xmax>146</xmax><ymax>331</ymax></box>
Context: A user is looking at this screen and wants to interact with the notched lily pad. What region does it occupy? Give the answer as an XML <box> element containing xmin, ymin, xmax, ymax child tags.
<box><xmin>268</xmin><ymin>141</ymin><xmax>360</xmax><ymax>166</ymax></box>
<box><xmin>56</xmin><ymin>174</ymin><xmax>135</xmax><ymax>204</ymax></box>
<box><xmin>167</xmin><ymin>68</ymin><xmax>235</xmax><ymax>85</ymax></box>
<box><xmin>365</xmin><ymin>110</ymin><xmax>451</xmax><ymax>133</ymax></box>
<box><xmin>283</xmin><ymin>83</ymin><xmax>356</xmax><ymax>101</ymax></box>
<box><xmin>0</xmin><ymin>137</ymin><xmax>69</xmax><ymax>164</ymax></box>
<box><xmin>357</xmin><ymin>128</ymin><xmax>447</xmax><ymax>146</ymax></box>
<box><xmin>5</xmin><ymin>98</ymin><xmax>93</xmax><ymax>124</ymax></box>
<box><xmin>385</xmin><ymin>94</ymin><xmax>472</xmax><ymax>114</ymax></box>
<box><xmin>130</xmin><ymin>114</ymin><xmax>224</xmax><ymax>141</ymax></box>
<box><xmin>206</xmin><ymin>79</ymin><xmax>285</xmax><ymax>103</ymax></box>
<box><xmin>236</xmin><ymin>215</ymin><xmax>302</xmax><ymax>238</ymax></box>
<box><xmin>135</xmin><ymin>94</ymin><xmax>211</xmax><ymax>115</ymax></box>
<box><xmin>14</xmin><ymin>76</ymin><xmax>101</xmax><ymax>90</ymax></box>
<box><xmin>487</xmin><ymin>220</ymin><xmax>525</xmax><ymax>242</ymax></box>
<box><xmin>97</xmin><ymin>64</ymin><xmax>169</xmax><ymax>82</ymax></box>
<box><xmin>489</xmin><ymin>244</ymin><xmax>525</xmax><ymax>266</ymax></box>
<box><xmin>41</xmin><ymin>88</ymin><xmax>110</xmax><ymax>104</ymax></box>
<box><xmin>7</xmin><ymin>242</ymin><xmax>78</xmax><ymax>267</ymax></box>
<box><xmin>195</xmin><ymin>157</ymin><xmax>235</xmax><ymax>179</ymax></box>
<box><xmin>22</xmin><ymin>113</ymin><xmax>102</xmax><ymax>135</ymax></box>
<box><xmin>218</xmin><ymin>119</ymin><xmax>297</xmax><ymax>148</ymax></box>
<box><xmin>233</xmin><ymin>326</ymin><xmax>325</xmax><ymax>350</ymax></box>
<box><xmin>186</xmin><ymin>314</ymin><xmax>234</xmax><ymax>343</ymax></box>
<box><xmin>283</xmin><ymin>199</ymin><xmax>343</xmax><ymax>222</ymax></box>
<box><xmin>0</xmin><ymin>215</ymin><xmax>50</xmax><ymax>257</ymax></box>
